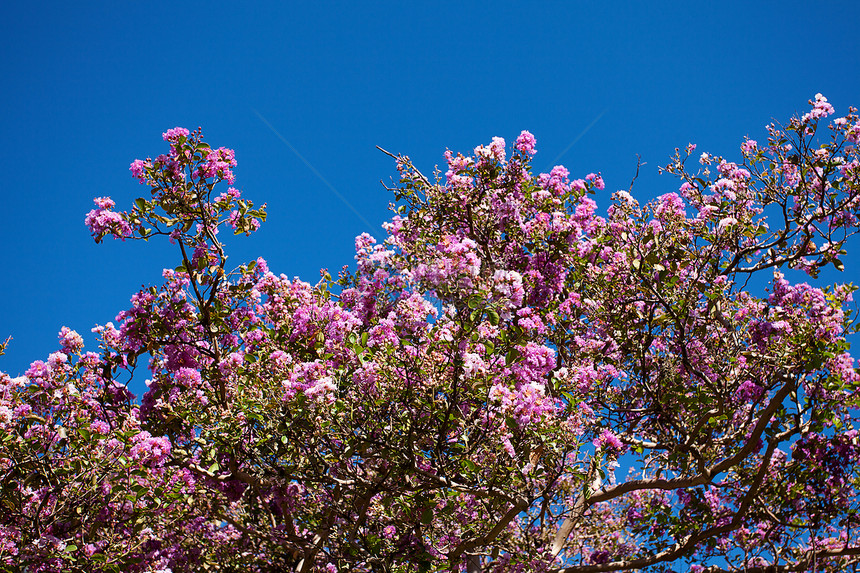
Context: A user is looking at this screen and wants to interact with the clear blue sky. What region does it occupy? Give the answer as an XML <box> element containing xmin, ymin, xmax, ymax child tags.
<box><xmin>1</xmin><ymin>1</ymin><xmax>858</xmax><ymax>378</ymax></box>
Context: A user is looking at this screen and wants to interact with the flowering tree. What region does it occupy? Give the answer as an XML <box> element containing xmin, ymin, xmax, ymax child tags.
<box><xmin>2</xmin><ymin>96</ymin><xmax>860</xmax><ymax>572</ymax></box>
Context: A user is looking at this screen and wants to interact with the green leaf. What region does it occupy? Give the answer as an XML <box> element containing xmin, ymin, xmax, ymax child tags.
<box><xmin>420</xmin><ymin>506</ymin><xmax>434</xmax><ymax>524</ymax></box>
<box><xmin>462</xmin><ymin>459</ymin><xmax>478</xmax><ymax>472</ymax></box>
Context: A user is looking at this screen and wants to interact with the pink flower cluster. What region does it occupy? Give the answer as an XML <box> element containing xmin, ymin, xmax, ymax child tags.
<box><xmin>412</xmin><ymin>235</ymin><xmax>481</xmax><ymax>291</ymax></box>
<box><xmin>130</xmin><ymin>158</ymin><xmax>149</xmax><ymax>182</ymax></box>
<box><xmin>162</xmin><ymin>127</ymin><xmax>190</xmax><ymax>141</ymax></box>
<box><xmin>5</xmin><ymin>100</ymin><xmax>860</xmax><ymax>572</ymax></box>
<box><xmin>84</xmin><ymin>196</ymin><xmax>133</xmax><ymax>242</ymax></box>
<box><xmin>515</xmin><ymin>130</ymin><xmax>537</xmax><ymax>156</ymax></box>
<box><xmin>194</xmin><ymin>146</ymin><xmax>237</xmax><ymax>184</ymax></box>
<box><xmin>474</xmin><ymin>136</ymin><xmax>506</xmax><ymax>163</ymax></box>
<box><xmin>593</xmin><ymin>429</ymin><xmax>626</xmax><ymax>457</ymax></box>
<box><xmin>129</xmin><ymin>431</ymin><xmax>172</xmax><ymax>467</ymax></box>
<box><xmin>802</xmin><ymin>93</ymin><xmax>835</xmax><ymax>122</ymax></box>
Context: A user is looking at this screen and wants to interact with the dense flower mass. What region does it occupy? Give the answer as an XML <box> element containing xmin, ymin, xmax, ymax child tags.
<box><xmin>2</xmin><ymin>96</ymin><xmax>860</xmax><ymax>572</ymax></box>
<box><xmin>84</xmin><ymin>196</ymin><xmax>133</xmax><ymax>241</ymax></box>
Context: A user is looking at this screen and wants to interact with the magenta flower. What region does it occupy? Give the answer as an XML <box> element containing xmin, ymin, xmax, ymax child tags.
<box><xmin>515</xmin><ymin>130</ymin><xmax>537</xmax><ymax>156</ymax></box>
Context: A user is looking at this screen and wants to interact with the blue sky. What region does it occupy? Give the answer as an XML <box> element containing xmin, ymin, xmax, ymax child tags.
<box><xmin>1</xmin><ymin>1</ymin><xmax>858</xmax><ymax>377</ymax></box>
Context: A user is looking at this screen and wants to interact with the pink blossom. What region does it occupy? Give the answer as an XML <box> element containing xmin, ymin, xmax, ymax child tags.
<box><xmin>129</xmin><ymin>431</ymin><xmax>172</xmax><ymax>467</ymax></box>
<box><xmin>130</xmin><ymin>159</ymin><xmax>148</xmax><ymax>181</ymax></box>
<box><xmin>195</xmin><ymin>146</ymin><xmax>237</xmax><ymax>184</ymax></box>
<box><xmin>474</xmin><ymin>136</ymin><xmax>506</xmax><ymax>162</ymax></box>
<box><xmin>802</xmin><ymin>93</ymin><xmax>835</xmax><ymax>122</ymax></box>
<box><xmin>717</xmin><ymin>217</ymin><xmax>738</xmax><ymax>232</ymax></box>
<box><xmin>162</xmin><ymin>127</ymin><xmax>190</xmax><ymax>141</ymax></box>
<box><xmin>654</xmin><ymin>192</ymin><xmax>686</xmax><ymax>220</ymax></box>
<box><xmin>175</xmin><ymin>367</ymin><xmax>203</xmax><ymax>388</ymax></box>
<box><xmin>515</xmin><ymin>130</ymin><xmax>537</xmax><ymax>156</ymax></box>
<box><xmin>58</xmin><ymin>327</ymin><xmax>84</xmax><ymax>353</ymax></box>
<box><xmin>85</xmin><ymin>198</ymin><xmax>133</xmax><ymax>242</ymax></box>
<box><xmin>586</xmin><ymin>172</ymin><xmax>605</xmax><ymax>190</ymax></box>
<box><xmin>593</xmin><ymin>429</ymin><xmax>626</xmax><ymax>457</ymax></box>
<box><xmin>539</xmin><ymin>166</ymin><xmax>571</xmax><ymax>196</ymax></box>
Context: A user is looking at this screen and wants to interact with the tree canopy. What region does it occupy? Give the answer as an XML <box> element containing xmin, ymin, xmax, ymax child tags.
<box><xmin>2</xmin><ymin>95</ymin><xmax>860</xmax><ymax>572</ymax></box>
